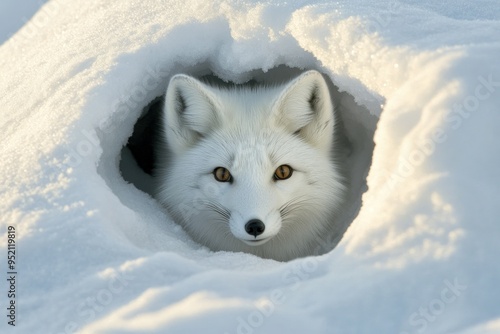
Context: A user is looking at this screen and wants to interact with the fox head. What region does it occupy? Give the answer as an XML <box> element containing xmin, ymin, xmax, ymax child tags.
<box><xmin>157</xmin><ymin>70</ymin><xmax>346</xmax><ymax>261</ymax></box>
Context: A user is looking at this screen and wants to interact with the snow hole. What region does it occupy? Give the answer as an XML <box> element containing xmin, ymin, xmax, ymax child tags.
<box><xmin>114</xmin><ymin>64</ymin><xmax>378</xmax><ymax>258</ymax></box>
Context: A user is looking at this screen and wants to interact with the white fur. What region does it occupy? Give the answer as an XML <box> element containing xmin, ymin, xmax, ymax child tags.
<box><xmin>156</xmin><ymin>70</ymin><xmax>347</xmax><ymax>261</ymax></box>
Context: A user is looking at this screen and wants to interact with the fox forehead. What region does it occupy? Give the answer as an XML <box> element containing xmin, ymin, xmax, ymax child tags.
<box><xmin>210</xmin><ymin>86</ymin><xmax>283</xmax><ymax>112</ymax></box>
<box><xmin>200</xmin><ymin>129</ymin><xmax>312</xmax><ymax>171</ymax></box>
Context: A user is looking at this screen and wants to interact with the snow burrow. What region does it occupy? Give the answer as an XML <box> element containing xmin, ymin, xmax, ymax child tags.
<box><xmin>3</xmin><ymin>1</ymin><xmax>500</xmax><ymax>333</ymax></box>
<box><xmin>116</xmin><ymin>64</ymin><xmax>378</xmax><ymax>258</ymax></box>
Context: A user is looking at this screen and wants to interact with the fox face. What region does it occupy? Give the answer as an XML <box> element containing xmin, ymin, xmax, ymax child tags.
<box><xmin>156</xmin><ymin>70</ymin><xmax>346</xmax><ymax>261</ymax></box>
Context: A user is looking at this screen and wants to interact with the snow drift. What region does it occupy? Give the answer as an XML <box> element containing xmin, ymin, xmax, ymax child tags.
<box><xmin>1</xmin><ymin>0</ymin><xmax>499</xmax><ymax>333</ymax></box>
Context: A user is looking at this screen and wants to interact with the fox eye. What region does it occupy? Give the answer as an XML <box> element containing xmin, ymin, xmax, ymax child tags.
<box><xmin>213</xmin><ymin>167</ymin><xmax>232</xmax><ymax>182</ymax></box>
<box><xmin>274</xmin><ymin>165</ymin><xmax>293</xmax><ymax>180</ymax></box>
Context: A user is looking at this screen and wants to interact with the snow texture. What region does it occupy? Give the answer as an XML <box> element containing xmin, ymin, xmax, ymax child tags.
<box><xmin>1</xmin><ymin>0</ymin><xmax>500</xmax><ymax>333</ymax></box>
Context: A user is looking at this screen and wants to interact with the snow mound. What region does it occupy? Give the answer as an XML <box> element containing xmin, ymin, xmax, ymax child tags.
<box><xmin>1</xmin><ymin>1</ymin><xmax>499</xmax><ymax>333</ymax></box>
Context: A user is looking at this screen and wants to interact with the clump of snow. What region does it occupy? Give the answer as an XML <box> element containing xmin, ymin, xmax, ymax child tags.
<box><xmin>1</xmin><ymin>0</ymin><xmax>500</xmax><ymax>333</ymax></box>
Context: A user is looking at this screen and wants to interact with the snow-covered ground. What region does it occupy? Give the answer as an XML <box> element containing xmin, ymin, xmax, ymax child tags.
<box><xmin>1</xmin><ymin>1</ymin><xmax>500</xmax><ymax>333</ymax></box>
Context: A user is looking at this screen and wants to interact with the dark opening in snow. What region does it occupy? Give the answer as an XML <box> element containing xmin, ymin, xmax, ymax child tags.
<box><xmin>118</xmin><ymin>65</ymin><xmax>378</xmax><ymax>256</ymax></box>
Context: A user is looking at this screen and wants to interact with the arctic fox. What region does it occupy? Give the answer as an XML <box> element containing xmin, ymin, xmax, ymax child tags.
<box><xmin>156</xmin><ymin>70</ymin><xmax>348</xmax><ymax>261</ymax></box>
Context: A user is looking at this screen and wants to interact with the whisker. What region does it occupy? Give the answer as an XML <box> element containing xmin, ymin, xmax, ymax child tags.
<box><xmin>279</xmin><ymin>196</ymin><xmax>315</xmax><ymax>220</ymax></box>
<box><xmin>201</xmin><ymin>199</ymin><xmax>231</xmax><ymax>221</ymax></box>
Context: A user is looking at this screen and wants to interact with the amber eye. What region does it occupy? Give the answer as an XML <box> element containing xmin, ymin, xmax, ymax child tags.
<box><xmin>274</xmin><ymin>165</ymin><xmax>293</xmax><ymax>180</ymax></box>
<box><xmin>213</xmin><ymin>167</ymin><xmax>232</xmax><ymax>182</ymax></box>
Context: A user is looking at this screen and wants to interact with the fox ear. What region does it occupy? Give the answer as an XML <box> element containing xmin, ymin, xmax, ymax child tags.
<box><xmin>164</xmin><ymin>74</ymin><xmax>221</xmax><ymax>153</ymax></box>
<box><xmin>272</xmin><ymin>70</ymin><xmax>334</xmax><ymax>152</ymax></box>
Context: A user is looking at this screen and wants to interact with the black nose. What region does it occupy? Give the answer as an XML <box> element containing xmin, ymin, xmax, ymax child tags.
<box><xmin>245</xmin><ymin>219</ymin><xmax>265</xmax><ymax>237</ymax></box>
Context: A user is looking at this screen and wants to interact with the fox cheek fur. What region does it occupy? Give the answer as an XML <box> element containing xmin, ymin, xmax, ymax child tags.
<box><xmin>155</xmin><ymin>70</ymin><xmax>348</xmax><ymax>261</ymax></box>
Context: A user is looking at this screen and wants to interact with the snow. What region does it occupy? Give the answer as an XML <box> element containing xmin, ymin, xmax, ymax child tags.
<box><xmin>1</xmin><ymin>0</ymin><xmax>499</xmax><ymax>333</ymax></box>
